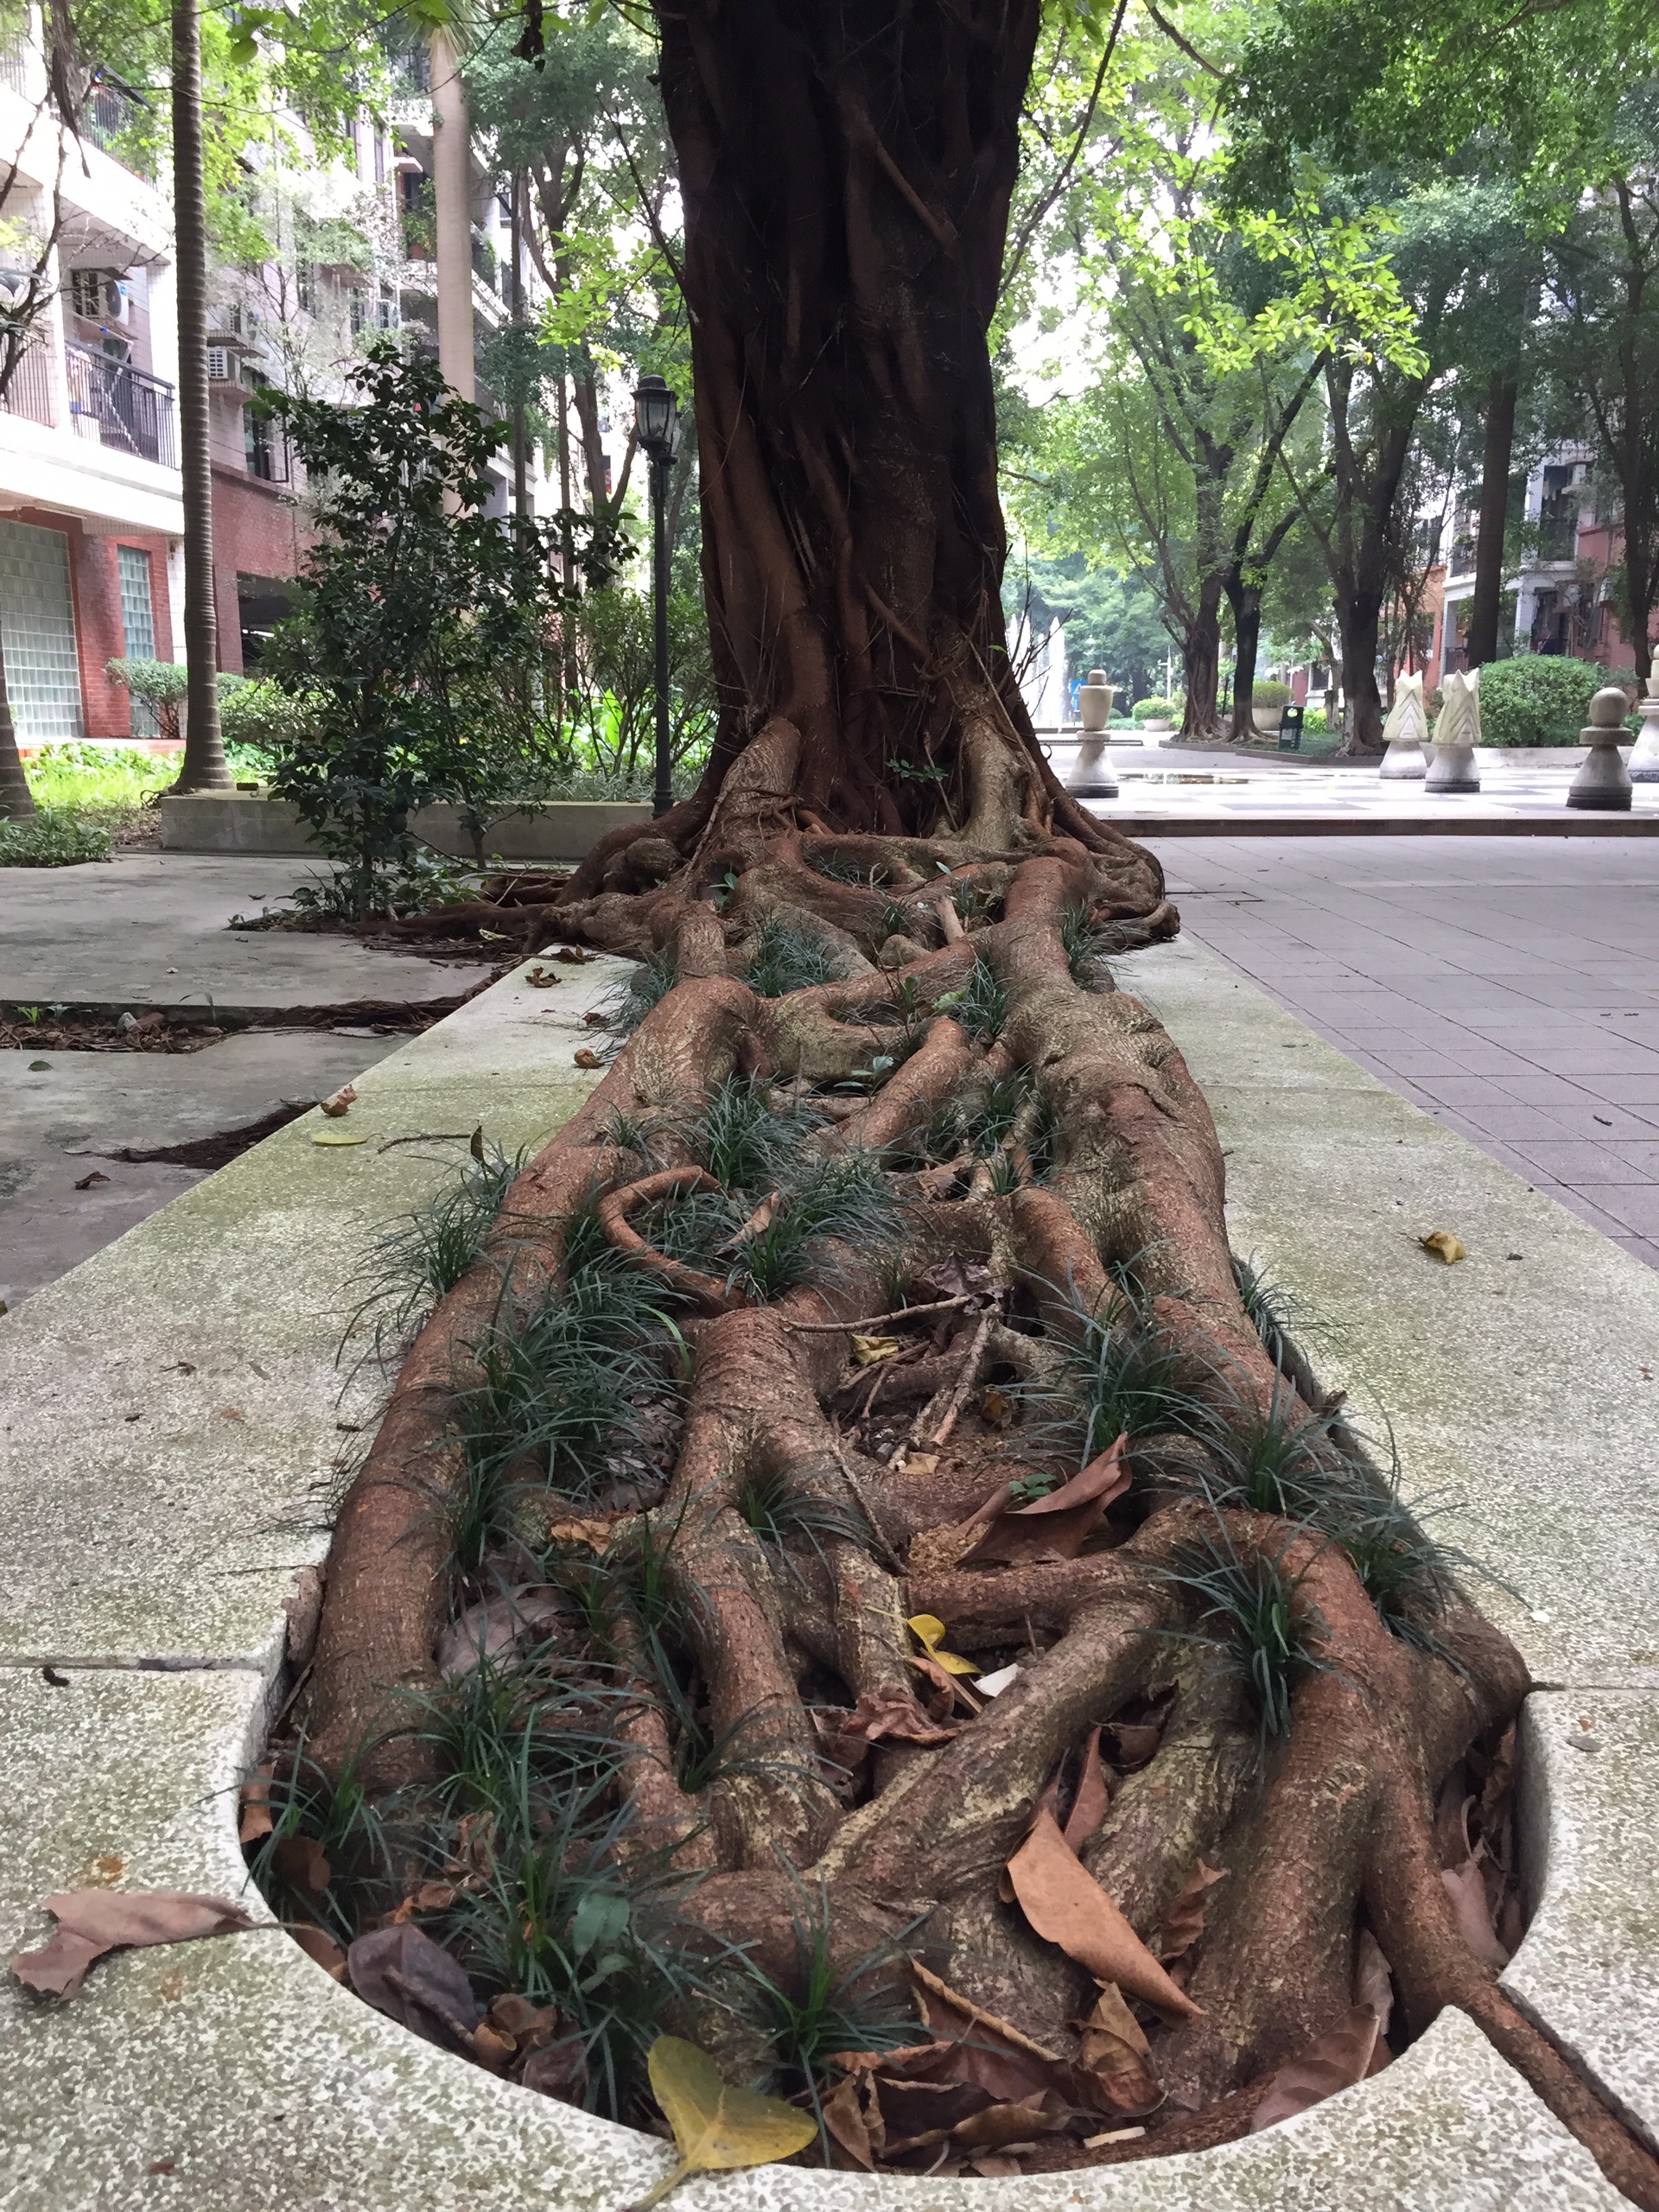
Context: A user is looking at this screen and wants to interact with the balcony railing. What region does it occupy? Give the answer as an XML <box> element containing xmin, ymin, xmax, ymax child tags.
<box><xmin>0</xmin><ymin>333</ymin><xmax>54</xmax><ymax>426</ymax></box>
<box><xmin>84</xmin><ymin>73</ymin><xmax>154</xmax><ymax>175</ymax></box>
<box><xmin>66</xmin><ymin>340</ymin><xmax>176</xmax><ymax>468</ymax></box>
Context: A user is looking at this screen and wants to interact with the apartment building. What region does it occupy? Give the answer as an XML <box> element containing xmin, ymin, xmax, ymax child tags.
<box><xmin>0</xmin><ymin>16</ymin><xmax>555</xmax><ymax>749</ymax></box>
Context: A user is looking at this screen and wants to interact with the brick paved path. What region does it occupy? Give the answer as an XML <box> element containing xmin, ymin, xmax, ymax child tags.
<box><xmin>1145</xmin><ymin>836</ymin><xmax>1659</xmax><ymax>1270</ymax></box>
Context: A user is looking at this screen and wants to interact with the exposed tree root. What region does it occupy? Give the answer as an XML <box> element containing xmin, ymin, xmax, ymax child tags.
<box><xmin>296</xmin><ymin>753</ymin><xmax>1659</xmax><ymax>2200</ymax></box>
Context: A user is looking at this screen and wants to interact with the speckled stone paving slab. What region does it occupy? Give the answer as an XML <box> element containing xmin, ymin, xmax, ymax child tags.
<box><xmin>2</xmin><ymin>945</ymin><xmax>1654</xmax><ymax>2209</ymax></box>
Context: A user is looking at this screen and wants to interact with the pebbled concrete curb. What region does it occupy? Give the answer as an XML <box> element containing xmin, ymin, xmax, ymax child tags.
<box><xmin>2</xmin><ymin>943</ymin><xmax>1653</xmax><ymax>2209</ymax></box>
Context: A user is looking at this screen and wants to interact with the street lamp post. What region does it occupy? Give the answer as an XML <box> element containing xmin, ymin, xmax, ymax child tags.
<box><xmin>632</xmin><ymin>374</ymin><xmax>682</xmax><ymax>819</ymax></box>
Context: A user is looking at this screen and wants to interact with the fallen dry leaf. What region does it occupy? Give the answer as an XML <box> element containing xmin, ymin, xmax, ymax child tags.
<box><xmin>554</xmin><ymin>945</ymin><xmax>592</xmax><ymax>963</ymax></box>
<box><xmin>1354</xmin><ymin>1929</ymin><xmax>1394</xmax><ymax>2037</ymax></box>
<box><xmin>346</xmin><ymin>1923</ymin><xmax>478</xmax><ymax>2052</ymax></box>
<box><xmin>545</xmin><ymin>1515</ymin><xmax>619</xmax><ymax>1551</ymax></box>
<box><xmin>906</xmin><ymin>1612</ymin><xmax>979</xmax><ymax>1676</ymax></box>
<box><xmin>524</xmin><ymin>966</ymin><xmax>562</xmax><ymax>988</ymax></box>
<box><xmin>435</xmin><ymin>1584</ymin><xmax>575</xmax><ymax>1681</ymax></box>
<box><xmin>1420</xmin><ymin>1230</ymin><xmax>1466</xmax><ymax>1264</ymax></box>
<box><xmin>1077</xmin><ymin>1981</ymin><xmax>1161</xmax><ymax>2114</ymax></box>
<box><xmin>1063</xmin><ymin>1727</ymin><xmax>1112</xmax><ymax>1854</ymax></box>
<box><xmin>73</xmin><ymin>1169</ymin><xmax>109</xmax><ymax>1190</ymax></box>
<box><xmin>319</xmin><ymin>1084</ymin><xmax>357</xmax><ymax>1118</ymax></box>
<box><xmin>1158</xmin><ymin>1861</ymin><xmax>1227</xmax><ymax>1962</ymax></box>
<box><xmin>271</xmin><ymin>1834</ymin><xmax>331</xmax><ymax>1897</ymax></box>
<box><xmin>823</xmin><ymin>1691</ymin><xmax>958</xmax><ymax>1769</ymax></box>
<box><xmin>388</xmin><ymin>1880</ymin><xmax>460</xmax><ymax>1923</ymax></box>
<box><xmin>573</xmin><ymin>1047</ymin><xmax>604</xmax><ymax>1069</ymax></box>
<box><xmin>851</xmin><ymin>1333</ymin><xmax>900</xmax><ymax>1366</ymax></box>
<box><xmin>1250</xmin><ymin>2005</ymin><xmax>1380</xmax><ymax>2132</ymax></box>
<box><xmin>238</xmin><ymin>1761</ymin><xmax>276</xmax><ymax>1846</ymax></box>
<box><xmin>638</xmin><ymin>2035</ymin><xmax>817</xmax><ymax>2209</ymax></box>
<box><xmin>962</xmin><ymin>1435</ymin><xmax>1130</xmax><ymax>1567</ymax></box>
<box><xmin>521</xmin><ymin>2031</ymin><xmax>592</xmax><ymax>2102</ymax></box>
<box><xmin>11</xmin><ymin>1890</ymin><xmax>255</xmax><ymax>2000</ymax></box>
<box><xmin>1441</xmin><ymin>1854</ymin><xmax>1510</xmax><ymax>1968</ymax></box>
<box><xmin>1006</xmin><ymin>1808</ymin><xmax>1200</xmax><ymax>2022</ymax></box>
<box><xmin>979</xmin><ymin>1385</ymin><xmax>1015</xmax><ymax>1427</ymax></box>
<box><xmin>286</xmin><ymin>1923</ymin><xmax>346</xmax><ymax>1979</ymax></box>
<box><xmin>897</xmin><ymin>1450</ymin><xmax>940</xmax><ymax>1477</ymax></box>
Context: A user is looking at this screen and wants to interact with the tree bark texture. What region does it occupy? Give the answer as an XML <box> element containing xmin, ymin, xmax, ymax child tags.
<box><xmin>659</xmin><ymin>0</ymin><xmax>1065</xmax><ymax>833</ymax></box>
<box><xmin>169</xmin><ymin>0</ymin><xmax>228</xmax><ymax>791</ymax></box>
<box><xmin>1465</xmin><ymin>371</ymin><xmax>1517</xmax><ymax>671</ymax></box>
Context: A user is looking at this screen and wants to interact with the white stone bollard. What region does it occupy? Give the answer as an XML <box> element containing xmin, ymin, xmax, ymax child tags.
<box><xmin>1625</xmin><ymin>676</ymin><xmax>1659</xmax><ymax>783</ymax></box>
<box><xmin>1566</xmin><ymin>684</ymin><xmax>1636</xmax><ymax>811</ymax></box>
<box><xmin>1423</xmin><ymin>668</ymin><xmax>1482</xmax><ymax>792</ymax></box>
<box><xmin>1066</xmin><ymin>667</ymin><xmax>1120</xmax><ymax>798</ymax></box>
<box><xmin>1378</xmin><ymin>671</ymin><xmax>1428</xmax><ymax>779</ymax></box>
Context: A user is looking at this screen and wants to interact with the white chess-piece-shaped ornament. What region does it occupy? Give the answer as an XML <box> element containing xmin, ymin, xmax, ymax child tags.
<box><xmin>1423</xmin><ymin>669</ymin><xmax>1482</xmax><ymax>793</ymax></box>
<box><xmin>1066</xmin><ymin>669</ymin><xmax>1119</xmax><ymax>798</ymax></box>
<box><xmin>1377</xmin><ymin>671</ymin><xmax>1428</xmax><ymax>780</ymax></box>
<box><xmin>1567</xmin><ymin>685</ymin><xmax>1635</xmax><ymax>811</ymax></box>
<box><xmin>1625</xmin><ymin>676</ymin><xmax>1659</xmax><ymax>784</ymax></box>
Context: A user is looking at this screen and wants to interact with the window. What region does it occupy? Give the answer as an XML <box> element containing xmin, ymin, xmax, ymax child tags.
<box><xmin>117</xmin><ymin>544</ymin><xmax>158</xmax><ymax>734</ymax></box>
<box><xmin>373</xmin><ymin>131</ymin><xmax>385</xmax><ymax>186</ymax></box>
<box><xmin>0</xmin><ymin>519</ymin><xmax>85</xmax><ymax>741</ymax></box>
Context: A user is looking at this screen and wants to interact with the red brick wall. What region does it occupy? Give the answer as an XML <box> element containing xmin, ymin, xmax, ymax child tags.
<box><xmin>210</xmin><ymin>464</ymin><xmax>307</xmax><ymax>675</ymax></box>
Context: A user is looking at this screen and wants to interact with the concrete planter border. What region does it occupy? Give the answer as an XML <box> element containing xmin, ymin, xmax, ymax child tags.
<box><xmin>160</xmin><ymin>791</ymin><xmax>652</xmax><ymax>862</ymax></box>
<box><xmin>3</xmin><ymin>943</ymin><xmax>1657</xmax><ymax>2208</ymax></box>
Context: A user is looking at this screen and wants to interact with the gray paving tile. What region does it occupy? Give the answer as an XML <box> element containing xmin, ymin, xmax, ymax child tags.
<box><xmin>1506</xmin><ymin>1140</ymin><xmax>1638</xmax><ymax>1182</ymax></box>
<box><xmin>1573</xmin><ymin>1184</ymin><xmax>1659</xmax><ymax>1236</ymax></box>
<box><xmin>1540</xmin><ymin>1100</ymin><xmax>1659</xmax><ymax>1140</ymax></box>
<box><xmin>1408</xmin><ymin>1074</ymin><xmax>1521</xmax><ymax>1107</ymax></box>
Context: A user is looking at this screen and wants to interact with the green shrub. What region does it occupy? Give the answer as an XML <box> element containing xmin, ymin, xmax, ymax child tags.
<box><xmin>1475</xmin><ymin>655</ymin><xmax>1604</xmax><ymax>747</ymax></box>
<box><xmin>107</xmin><ymin>657</ymin><xmax>189</xmax><ymax>744</ymax></box>
<box><xmin>217</xmin><ymin>675</ymin><xmax>314</xmax><ymax>756</ymax></box>
<box><xmin>1302</xmin><ymin>707</ymin><xmax>1327</xmax><ymax>735</ymax></box>
<box><xmin>0</xmin><ymin>806</ymin><xmax>112</xmax><ymax>866</ymax></box>
<box><xmin>1252</xmin><ymin>678</ymin><xmax>1292</xmax><ymax>709</ymax></box>
<box><xmin>1132</xmin><ymin>696</ymin><xmax>1177</xmax><ymax>722</ymax></box>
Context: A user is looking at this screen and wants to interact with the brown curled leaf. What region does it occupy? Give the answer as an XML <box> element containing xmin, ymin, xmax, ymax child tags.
<box><xmin>1006</xmin><ymin>1808</ymin><xmax>1201</xmax><ymax>2022</ymax></box>
<box><xmin>1250</xmin><ymin>2005</ymin><xmax>1380</xmax><ymax>2133</ymax></box>
<box><xmin>1157</xmin><ymin>1860</ymin><xmax>1227</xmax><ymax>1962</ymax></box>
<box><xmin>11</xmin><ymin>1889</ymin><xmax>256</xmax><ymax>2001</ymax></box>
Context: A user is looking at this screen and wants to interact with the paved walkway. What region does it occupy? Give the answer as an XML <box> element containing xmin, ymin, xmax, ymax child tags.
<box><xmin>1062</xmin><ymin>738</ymin><xmax>1659</xmax><ymax>834</ymax></box>
<box><xmin>1143</xmin><ymin>836</ymin><xmax>1659</xmax><ymax>1270</ymax></box>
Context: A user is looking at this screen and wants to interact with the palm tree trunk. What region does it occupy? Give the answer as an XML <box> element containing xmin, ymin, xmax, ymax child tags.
<box><xmin>170</xmin><ymin>0</ymin><xmax>228</xmax><ymax>791</ymax></box>
<box><xmin>0</xmin><ymin>635</ymin><xmax>34</xmax><ymax>817</ymax></box>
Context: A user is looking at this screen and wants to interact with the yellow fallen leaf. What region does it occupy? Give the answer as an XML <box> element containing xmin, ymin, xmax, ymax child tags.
<box><xmin>1421</xmin><ymin>1230</ymin><xmax>1466</xmax><ymax>1264</ymax></box>
<box><xmin>899</xmin><ymin>1451</ymin><xmax>939</xmax><ymax>1478</ymax></box>
<box><xmin>546</xmin><ymin>1516</ymin><xmax>616</xmax><ymax>1551</ymax></box>
<box><xmin>907</xmin><ymin>1612</ymin><xmax>979</xmax><ymax>1677</ymax></box>
<box><xmin>849</xmin><ymin>1333</ymin><xmax>899</xmax><ymax>1365</ymax></box>
<box><xmin>312</xmin><ymin>1130</ymin><xmax>367</xmax><ymax>1147</ymax></box>
<box><xmin>633</xmin><ymin>2036</ymin><xmax>817</xmax><ymax>2209</ymax></box>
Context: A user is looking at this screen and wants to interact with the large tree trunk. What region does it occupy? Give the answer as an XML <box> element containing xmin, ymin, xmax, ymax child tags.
<box><xmin>1465</xmin><ymin>371</ymin><xmax>1516</xmax><ymax>671</ymax></box>
<box><xmin>659</xmin><ymin>0</ymin><xmax>1093</xmax><ymax>839</ymax></box>
<box><xmin>169</xmin><ymin>0</ymin><xmax>229</xmax><ymax>791</ymax></box>
<box><xmin>1336</xmin><ymin>582</ymin><xmax>1387</xmax><ymax>754</ymax></box>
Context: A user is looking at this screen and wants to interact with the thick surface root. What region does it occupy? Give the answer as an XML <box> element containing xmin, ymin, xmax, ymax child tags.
<box><xmin>293</xmin><ymin>774</ymin><xmax>1659</xmax><ymax>2201</ymax></box>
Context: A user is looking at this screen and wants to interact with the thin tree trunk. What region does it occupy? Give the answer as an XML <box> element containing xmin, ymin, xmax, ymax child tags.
<box><xmin>1225</xmin><ymin>578</ymin><xmax>1263</xmax><ymax>744</ymax></box>
<box><xmin>1465</xmin><ymin>370</ymin><xmax>1516</xmax><ymax>670</ymax></box>
<box><xmin>170</xmin><ymin>0</ymin><xmax>227</xmax><ymax>790</ymax></box>
<box><xmin>429</xmin><ymin>27</ymin><xmax>474</xmax><ymax>401</ymax></box>
<box><xmin>1178</xmin><ymin>574</ymin><xmax>1224</xmax><ymax>741</ymax></box>
<box><xmin>0</xmin><ymin>639</ymin><xmax>33</xmax><ymax>817</ymax></box>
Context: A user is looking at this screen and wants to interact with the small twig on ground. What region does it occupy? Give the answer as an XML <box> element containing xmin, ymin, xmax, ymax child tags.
<box><xmin>377</xmin><ymin>1133</ymin><xmax>474</xmax><ymax>1153</ymax></box>
<box><xmin>787</xmin><ymin>1294</ymin><xmax>975</xmax><ymax>1332</ymax></box>
<box><xmin>829</xmin><ymin>1431</ymin><xmax>907</xmax><ymax>1575</ymax></box>
<box><xmin>930</xmin><ymin>1307</ymin><xmax>997</xmax><ymax>1448</ymax></box>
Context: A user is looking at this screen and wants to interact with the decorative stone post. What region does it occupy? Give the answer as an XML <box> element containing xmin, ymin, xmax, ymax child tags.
<box><xmin>1567</xmin><ymin>685</ymin><xmax>1636</xmax><ymax>812</ymax></box>
<box><xmin>1625</xmin><ymin>677</ymin><xmax>1659</xmax><ymax>784</ymax></box>
<box><xmin>1423</xmin><ymin>669</ymin><xmax>1482</xmax><ymax>793</ymax></box>
<box><xmin>1377</xmin><ymin>671</ymin><xmax>1428</xmax><ymax>780</ymax></box>
<box><xmin>1065</xmin><ymin>668</ymin><xmax>1119</xmax><ymax>799</ymax></box>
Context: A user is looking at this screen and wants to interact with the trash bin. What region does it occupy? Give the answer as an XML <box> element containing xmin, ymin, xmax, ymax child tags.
<box><xmin>1278</xmin><ymin>704</ymin><xmax>1305</xmax><ymax>752</ymax></box>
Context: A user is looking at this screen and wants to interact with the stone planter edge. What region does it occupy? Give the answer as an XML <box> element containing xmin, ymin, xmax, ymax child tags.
<box><xmin>1</xmin><ymin>944</ymin><xmax>1654</xmax><ymax>2209</ymax></box>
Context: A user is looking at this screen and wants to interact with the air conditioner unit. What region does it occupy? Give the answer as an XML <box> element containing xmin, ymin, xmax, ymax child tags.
<box><xmin>69</xmin><ymin>268</ymin><xmax>128</xmax><ymax>322</ymax></box>
<box><xmin>206</xmin><ymin>346</ymin><xmax>235</xmax><ymax>381</ymax></box>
